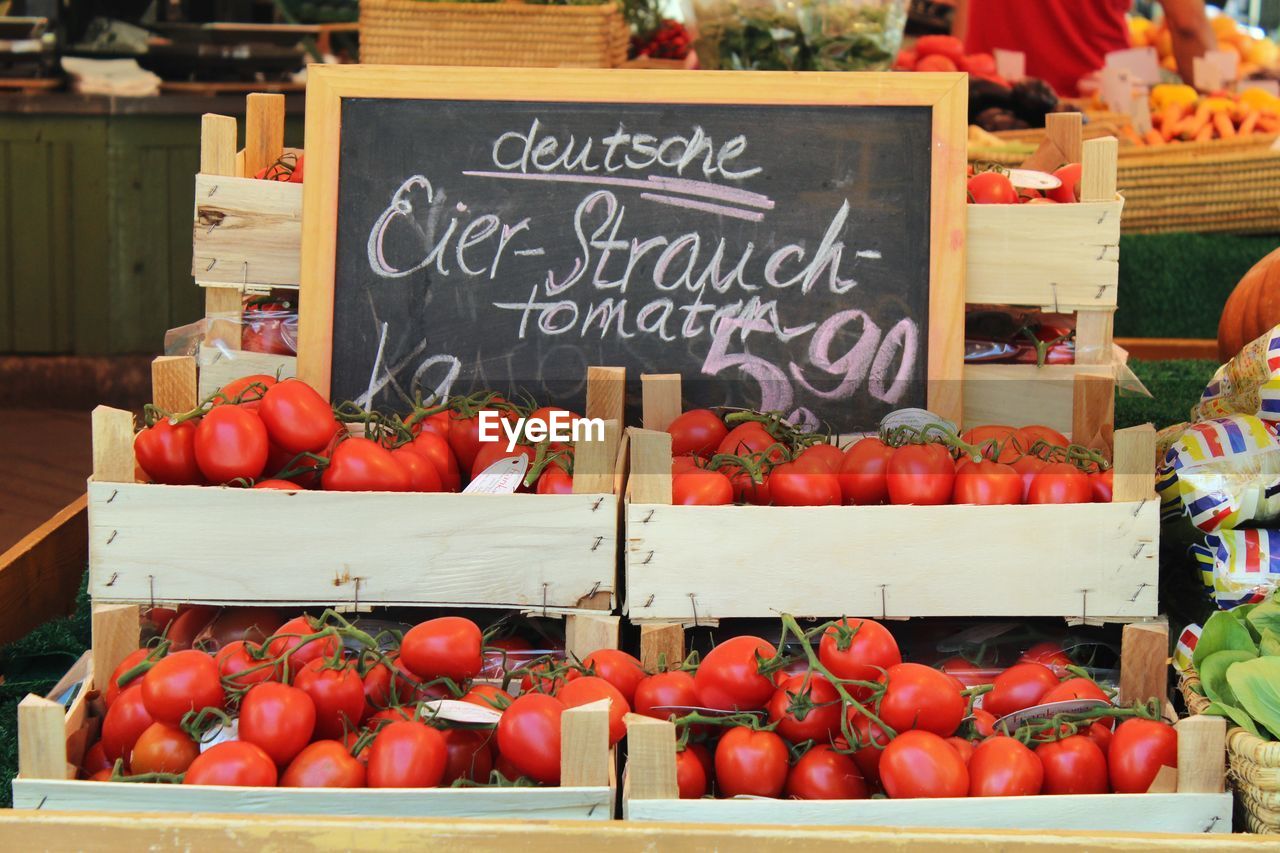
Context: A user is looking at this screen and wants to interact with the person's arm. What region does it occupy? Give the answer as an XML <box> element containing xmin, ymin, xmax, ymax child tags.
<box><xmin>1158</xmin><ymin>0</ymin><xmax>1217</xmax><ymax>84</ymax></box>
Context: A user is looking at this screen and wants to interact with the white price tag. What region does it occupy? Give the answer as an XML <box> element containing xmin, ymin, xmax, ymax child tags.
<box><xmin>993</xmin><ymin>49</ymin><xmax>1025</xmax><ymax>82</ymax></box>
<box><xmin>199</xmin><ymin>718</ymin><xmax>239</xmax><ymax>751</ymax></box>
<box><xmin>1007</xmin><ymin>168</ymin><xmax>1062</xmax><ymax>190</ymax></box>
<box><xmin>1104</xmin><ymin>47</ymin><xmax>1162</xmax><ymax>84</ymax></box>
<box><xmin>880</xmin><ymin>408</ymin><xmax>957</xmax><ymax>436</ymax></box>
<box><xmin>1204</xmin><ymin>49</ymin><xmax>1240</xmax><ymax>83</ymax></box>
<box><xmin>463</xmin><ymin>455</ymin><xmax>529</xmax><ymax>494</ymax></box>
<box><xmin>992</xmin><ymin>699</ymin><xmax>1111</xmax><ymax>731</ymax></box>
<box><xmin>422</xmin><ymin>699</ymin><xmax>502</xmax><ymax>725</ymax></box>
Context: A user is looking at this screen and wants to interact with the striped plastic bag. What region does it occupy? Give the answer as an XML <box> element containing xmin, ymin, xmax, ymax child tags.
<box><xmin>1157</xmin><ymin>415</ymin><xmax>1280</xmax><ymax>532</ymax></box>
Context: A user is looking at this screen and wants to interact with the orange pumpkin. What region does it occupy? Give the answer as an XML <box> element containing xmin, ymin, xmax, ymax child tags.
<box><xmin>1219</xmin><ymin>247</ymin><xmax>1280</xmax><ymax>362</ymax></box>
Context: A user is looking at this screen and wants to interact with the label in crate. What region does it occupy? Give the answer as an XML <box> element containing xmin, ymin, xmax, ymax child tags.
<box><xmin>463</xmin><ymin>455</ymin><xmax>529</xmax><ymax>494</ymax></box>
<box><xmin>992</xmin><ymin>698</ymin><xmax>1110</xmax><ymax>731</ymax></box>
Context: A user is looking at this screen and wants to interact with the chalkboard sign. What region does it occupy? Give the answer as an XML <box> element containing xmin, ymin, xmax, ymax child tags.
<box><xmin>299</xmin><ymin>67</ymin><xmax>967</xmax><ymax>430</ymax></box>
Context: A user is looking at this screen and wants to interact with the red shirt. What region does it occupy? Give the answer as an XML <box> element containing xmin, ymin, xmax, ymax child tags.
<box><xmin>963</xmin><ymin>0</ymin><xmax>1132</xmax><ymax>97</ymax></box>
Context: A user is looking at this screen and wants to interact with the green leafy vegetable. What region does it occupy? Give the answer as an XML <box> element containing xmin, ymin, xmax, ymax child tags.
<box><xmin>1247</xmin><ymin>599</ymin><xmax>1280</xmax><ymax>639</ymax></box>
<box><xmin>1227</xmin><ymin>656</ymin><xmax>1280</xmax><ymax>741</ymax></box>
<box><xmin>1193</xmin><ymin>610</ymin><xmax>1259</xmax><ymax>671</ymax></box>
<box><xmin>1204</xmin><ymin>700</ymin><xmax>1264</xmax><ymax>739</ymax></box>
<box><xmin>1200</xmin><ymin>649</ymin><xmax>1256</xmax><ymax>706</ymax></box>
<box><xmin>1261</xmin><ymin>628</ymin><xmax>1280</xmax><ymax>658</ymax></box>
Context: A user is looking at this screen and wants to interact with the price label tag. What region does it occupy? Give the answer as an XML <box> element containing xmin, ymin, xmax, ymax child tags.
<box><xmin>1007</xmin><ymin>168</ymin><xmax>1063</xmax><ymax>190</ymax></box>
<box><xmin>1204</xmin><ymin>49</ymin><xmax>1240</xmax><ymax>83</ymax></box>
<box><xmin>880</xmin><ymin>408</ymin><xmax>957</xmax><ymax>436</ymax></box>
<box><xmin>463</xmin><ymin>454</ymin><xmax>529</xmax><ymax>494</ymax></box>
<box><xmin>992</xmin><ymin>699</ymin><xmax>1111</xmax><ymax>731</ymax></box>
<box><xmin>1105</xmin><ymin>47</ymin><xmax>1162</xmax><ymax>84</ymax></box>
<box><xmin>1193</xmin><ymin>56</ymin><xmax>1224</xmax><ymax>92</ymax></box>
<box><xmin>1100</xmin><ymin>65</ymin><xmax>1136</xmax><ymax>113</ymax></box>
<box><xmin>423</xmin><ymin>699</ymin><xmax>502</xmax><ymax>725</ymax></box>
<box><xmin>199</xmin><ymin>719</ymin><xmax>239</xmax><ymax>752</ymax></box>
<box><xmin>993</xmin><ymin>49</ymin><xmax>1025</xmax><ymax>82</ymax></box>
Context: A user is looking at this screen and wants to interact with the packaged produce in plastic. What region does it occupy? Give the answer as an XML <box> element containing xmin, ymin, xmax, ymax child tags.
<box><xmin>1156</xmin><ymin>414</ymin><xmax>1280</xmax><ymax>532</ymax></box>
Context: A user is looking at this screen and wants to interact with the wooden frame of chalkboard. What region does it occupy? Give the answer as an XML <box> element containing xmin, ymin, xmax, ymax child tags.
<box><xmin>295</xmin><ymin>65</ymin><xmax>968</xmax><ymax>430</ymax></box>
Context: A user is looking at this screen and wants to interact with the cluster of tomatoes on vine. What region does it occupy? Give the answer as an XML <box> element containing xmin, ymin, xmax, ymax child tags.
<box><xmin>84</xmin><ymin>610</ymin><xmax>645</xmax><ymax>789</ymax></box>
<box><xmin>134</xmin><ymin>374</ymin><xmax>586</xmax><ymax>494</ymax></box>
<box><xmin>646</xmin><ymin>615</ymin><xmax>1178</xmax><ymax>800</ymax></box>
<box><xmin>664</xmin><ymin>409</ymin><xmax>1113</xmax><ymax>507</ymax></box>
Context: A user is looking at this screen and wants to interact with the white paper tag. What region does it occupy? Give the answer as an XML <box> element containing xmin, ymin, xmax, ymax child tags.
<box><xmin>1105</xmin><ymin>47</ymin><xmax>1161</xmax><ymax>84</ymax></box>
<box><xmin>463</xmin><ymin>455</ymin><xmax>529</xmax><ymax>494</ymax></box>
<box><xmin>1100</xmin><ymin>65</ymin><xmax>1135</xmax><ymax>113</ymax></box>
<box><xmin>1204</xmin><ymin>49</ymin><xmax>1240</xmax><ymax>83</ymax></box>
<box><xmin>993</xmin><ymin>49</ymin><xmax>1025</xmax><ymax>82</ymax></box>
<box><xmin>422</xmin><ymin>699</ymin><xmax>503</xmax><ymax>725</ymax></box>
<box><xmin>1007</xmin><ymin>168</ymin><xmax>1062</xmax><ymax>190</ymax></box>
<box><xmin>880</xmin><ymin>408</ymin><xmax>957</xmax><ymax>436</ymax></box>
<box><xmin>993</xmin><ymin>698</ymin><xmax>1111</xmax><ymax>731</ymax></box>
<box><xmin>1193</xmin><ymin>56</ymin><xmax>1223</xmax><ymax>92</ymax></box>
<box><xmin>199</xmin><ymin>718</ymin><xmax>239</xmax><ymax>751</ymax></box>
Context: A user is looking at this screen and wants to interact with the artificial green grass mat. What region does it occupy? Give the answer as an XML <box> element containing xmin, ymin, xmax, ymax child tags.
<box><xmin>1116</xmin><ymin>358</ymin><xmax>1219</xmax><ymax>430</ymax></box>
<box><xmin>1116</xmin><ymin>233</ymin><xmax>1278</xmax><ymax>339</ymax></box>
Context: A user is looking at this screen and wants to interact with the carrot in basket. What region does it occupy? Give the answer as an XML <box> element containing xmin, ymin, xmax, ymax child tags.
<box><xmin>1120</xmin><ymin>124</ymin><xmax>1144</xmax><ymax>144</ymax></box>
<box><xmin>1195</xmin><ymin>123</ymin><xmax>1214</xmax><ymax>142</ymax></box>
<box><xmin>1238</xmin><ymin>108</ymin><xmax>1260</xmax><ymax>137</ymax></box>
<box><xmin>1179</xmin><ymin>101</ymin><xmax>1213</xmax><ymax>139</ymax></box>
<box><xmin>1159</xmin><ymin>102</ymin><xmax>1188</xmax><ymax>140</ymax></box>
<box><xmin>1213</xmin><ymin>111</ymin><xmax>1236</xmax><ymax>139</ymax></box>
<box><xmin>1143</xmin><ymin>129</ymin><xmax>1166</xmax><ymax>146</ymax></box>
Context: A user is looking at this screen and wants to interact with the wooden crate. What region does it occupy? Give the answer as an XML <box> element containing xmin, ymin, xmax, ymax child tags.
<box><xmin>966</xmin><ymin>114</ymin><xmax>1124</xmax><ymax>442</ymax></box>
<box><xmin>621</xmin><ymin>713</ymin><xmax>1231</xmax><ymax>832</ymax></box>
<box><xmin>89</xmin><ymin>359</ymin><xmax>626</xmax><ymax>613</ymax></box>
<box><xmin>13</xmin><ymin>605</ymin><xmax>616</xmax><ymax>817</ymax></box>
<box><xmin>625</xmin><ymin>374</ymin><xmax>1159</xmax><ymax>624</ymax></box>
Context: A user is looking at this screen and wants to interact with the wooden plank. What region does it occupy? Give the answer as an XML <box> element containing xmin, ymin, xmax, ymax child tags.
<box><xmin>585</xmin><ymin>366</ymin><xmax>625</xmax><ymax>426</ymax></box>
<box><xmin>641</xmin><ymin>374</ymin><xmax>682</xmax><ymax>432</ymax></box>
<box><xmin>9</xmin><ymin>140</ymin><xmax>54</xmax><ymax>352</ymax></box>
<box><xmin>1074</xmin><ymin>310</ymin><xmax>1114</xmax><ymax>366</ymax></box>
<box><xmin>0</xmin><ymin>809</ymin><xmax>1259</xmax><ymax>850</ymax></box>
<box><xmin>192</xmin><ymin>174</ymin><xmax>303</xmax><ymax>289</ymax></box>
<box><xmin>91</xmin><ymin>406</ymin><xmax>134</xmax><ymax>484</ymax></box>
<box><xmin>88</xmin><ymin>482</ymin><xmax>617</xmax><ymax>611</ymax></box>
<box><xmin>626</xmin><ymin>793</ymin><xmax>1232</xmax><ymax>834</ymax></box>
<box><xmin>92</xmin><ymin>604</ymin><xmax>140</xmax><ymax>692</ymax></box>
<box><xmin>639</xmin><ymin>623</ymin><xmax>685</xmax><ymax>671</ymax></box>
<box><xmin>17</xmin><ymin>694</ymin><xmax>68</xmax><ymax>780</ymax></box>
<box><xmin>626</xmin><ymin>429</ymin><xmax>672</xmax><ymax>505</ymax></box>
<box><xmin>1120</xmin><ymin>619</ymin><xmax>1169</xmax><ymax>706</ymax></box>
<box><xmin>1071</xmin><ymin>372</ymin><xmax>1115</xmax><ymax>456</ymax></box>
<box><xmin>1081</xmin><ymin>137</ymin><xmax>1119</xmax><ymax>204</ymax></box>
<box><xmin>1113</xmin><ymin>424</ymin><xmax>1156</xmax><ymax>503</ymax></box>
<box><xmin>244</xmin><ymin>93</ymin><xmax>286</xmax><ymax>180</ymax></box>
<box><xmin>151</xmin><ymin>356</ymin><xmax>198</xmax><ymax>413</ymax></box>
<box><xmin>572</xmin><ymin>419</ymin><xmax>620</xmax><ymax>496</ymax></box>
<box><xmin>965</xmin><ymin>200</ymin><xmax>1122</xmax><ymax>311</ymax></box>
<box><xmin>622</xmin><ymin>715</ymin><xmax>679</xmax><ymax>804</ymax></box>
<box><xmin>1046</xmin><ymin>112</ymin><xmax>1083</xmax><ymax>166</ymax></box>
<box><xmin>1176</xmin><ymin>716</ymin><xmax>1227</xmax><ymax>794</ymax></box>
<box><xmin>67</xmin><ymin>120</ymin><xmax>111</xmax><ymax>355</ymax></box>
<box><xmin>1114</xmin><ymin>337</ymin><xmax>1218</xmax><ymax>361</ymax></box>
<box><xmin>197</xmin><ymin>347</ymin><xmax>296</xmax><ymax>398</ymax></box>
<box><xmin>564</xmin><ymin>613</ymin><xmax>619</xmax><ymax>661</ymax></box>
<box><xmin>10</xmin><ymin>780</ymin><xmax>612</xmax><ymax>819</ymax></box>
<box><xmin>0</xmin><ymin>495</ymin><xmax>87</xmax><ymax>647</ymax></box>
<box><xmin>963</xmin><ymin>363</ymin><xmax>1110</xmax><ymax>435</ymax></box>
<box><xmin>48</xmin><ymin>138</ymin><xmax>72</xmax><ymax>352</ymax></box>
<box><xmin>626</xmin><ymin>500</ymin><xmax>1158</xmax><ymax>621</ymax></box>
<box><xmin>200</xmin><ymin>114</ymin><xmax>238</xmax><ymax>177</ymax></box>
<box><xmin>561</xmin><ymin>699</ymin><xmax>610</xmax><ymax>788</ymax></box>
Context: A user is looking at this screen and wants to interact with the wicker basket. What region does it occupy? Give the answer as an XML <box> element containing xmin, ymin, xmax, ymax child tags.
<box><xmin>360</xmin><ymin>0</ymin><xmax>630</xmax><ymax>68</ymax></box>
<box><xmin>1180</xmin><ymin>667</ymin><xmax>1280</xmax><ymax>834</ymax></box>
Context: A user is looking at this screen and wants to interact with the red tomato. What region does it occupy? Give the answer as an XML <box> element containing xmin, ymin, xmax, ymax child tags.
<box><xmin>672</xmin><ymin>468</ymin><xmax>734</xmax><ymax>505</ymax></box>
<box><xmin>440</xmin><ymin>728</ymin><xmax>495</xmax><ymax>785</ymax></box>
<box><xmin>399</xmin><ymin>616</ymin><xmax>483</xmax><ymax>683</ymax></box>
<box><xmin>556</xmin><ymin>676</ymin><xmax>629</xmax><ymax>745</ymax></box>
<box><xmin>894</xmin><ymin>49</ymin><xmax>917</xmax><ymax>71</ymax></box>
<box><xmin>322</xmin><ymin>438</ymin><xmax>411</xmax><ymax>492</ymax></box>
<box><xmin>536</xmin><ymin>465</ymin><xmax>575</xmax><ymax>494</ymax></box>
<box><xmin>1048</xmin><ymin>163</ymin><xmax>1082</xmax><ymax>203</ymax></box>
<box><xmin>877</xmin><ymin>663</ymin><xmax>966</xmax><ymax>737</ymax></box>
<box><xmin>915</xmin><ymin>34</ymin><xmax>965</xmax><ymax>61</ymax></box>
<box><xmin>1027</xmin><ymin>462</ymin><xmax>1091</xmax><ymax>504</ymax></box>
<box><xmin>785</xmin><ymin>744</ymin><xmax>868</xmax><ymax>799</ymax></box>
<box><xmin>794</xmin><ymin>443</ymin><xmax>844</xmax><ymax>474</ymax></box>
<box><xmin>693</xmin><ymin>635</ymin><xmax>779</xmax><ymax>712</ymax></box>
<box><xmin>767</xmin><ymin>672</ymin><xmax>842</xmax><ymax>744</ymax></box>
<box><xmin>1040</xmin><ymin>676</ymin><xmax>1109</xmax><ymax>705</ymax></box>
<box><xmin>880</xmin><ymin>730</ymin><xmax>970</xmax><ymax>798</ymax></box>
<box><xmin>947</xmin><ymin>736</ymin><xmax>975</xmax><ymax>765</ymax></box>
<box><xmin>937</xmin><ymin>656</ymin><xmax>990</xmax><ymax>689</ymax></box>
<box><xmin>409</xmin><ymin>431</ymin><xmax>462</xmax><ymax>492</ymax></box>
<box><xmin>129</xmin><ymin>723</ymin><xmax>199</xmax><ymax>775</ymax></box>
<box><xmin>676</xmin><ymin>745</ymin><xmax>709</xmax><ymax>799</ymax></box>
<box><xmin>1108</xmin><ymin>719</ymin><xmax>1177</xmax><ymax>794</ymax></box>
<box><xmin>982</xmin><ymin>663</ymin><xmax>1060</xmax><ymax>719</ymax></box>
<box><xmin>581</xmin><ymin>649</ymin><xmax>646</xmax><ymax>705</ymax></box>
<box><xmin>1011</xmin><ymin>455</ymin><xmax>1047</xmax><ymax>502</ymax></box>
<box><xmin>768</xmin><ymin>461</ymin><xmax>842</xmax><ymax>506</ymax></box>
<box><xmin>1016</xmin><ymin>424</ymin><xmax>1070</xmax><ymax>450</ymax></box>
<box><xmin>959</xmin><ymin>52</ymin><xmax>996</xmax><ymax>75</ymax></box>
<box><xmin>634</xmin><ymin>670</ymin><xmax>700</xmax><ymax>720</ymax></box>
<box><xmin>184</xmin><ymin>741</ymin><xmax>277</xmax><ymax>786</ymax></box>
<box><xmin>838</xmin><ymin>437</ymin><xmax>895</xmax><ymax>505</ymax></box>
<box><xmin>1019</xmin><ymin>641</ymin><xmax>1074</xmax><ymax>676</ymax></box>
<box><xmin>916</xmin><ymin>53</ymin><xmax>958</xmax><ymax>72</ymax></box>
<box><xmin>524</xmin><ymin>406</ymin><xmax>581</xmax><ymax>439</ymax></box>
<box><xmin>960</xmin><ymin>425</ymin><xmax>1022</xmax><ymax>463</ymax></box>
<box><xmin>394</xmin><ymin>446</ymin><xmax>445</xmax><ymax>492</ymax></box>
<box><xmin>716</xmin><ymin>726</ymin><xmax>789</xmax><ymax>797</ymax></box>
<box><xmin>216</xmin><ymin>640</ymin><xmax>275</xmax><ymax>689</ymax></box>
<box><xmin>470</xmin><ymin>440</ymin><xmax>536</xmax><ymax>483</ymax></box>
<box><xmin>413</xmin><ymin>410</ymin><xmax>451</xmax><ymax>439</ymax></box>
<box><xmin>253</xmin><ymin>478</ymin><xmax>298</xmax><ymax>490</ymax></box>
<box><xmin>239</xmin><ymin>682</ymin><xmax>317</xmax><ymax>767</ymax></box>
<box><xmin>716</xmin><ymin>422</ymin><xmax>785</xmax><ymax>461</ymax></box>
<box><xmin>460</xmin><ymin>683</ymin><xmax>514</xmax><ymax>712</ymax></box>
<box><xmin>82</xmin><ymin>741</ymin><xmax>112</xmax><ymax>776</ymax></box>
<box><xmin>294</xmin><ymin>660</ymin><xmax>366</xmax><ymax>740</ymax></box>
<box><xmin>258</xmin><ymin>380</ymin><xmax>339</xmax><ymax>455</ymax></box>
<box><xmin>493</xmin><ymin>750</ymin><xmax>523</xmax><ymax>781</ymax></box>
<box><xmin>87</xmin><ymin>768</ymin><xmax>113</xmax><ymax>782</ymax></box>
<box><xmin>818</xmin><ymin>618</ymin><xmax>901</xmax><ymax>700</ymax></box>
<box><xmin>211</xmin><ymin>374</ymin><xmax>276</xmax><ymax>410</ymax></box>
<box><xmin>448</xmin><ymin>407</ymin><xmax>513</xmax><ymax>474</ymax></box>
<box><xmin>668</xmin><ymin>409</ymin><xmax>729</xmax><ymax>458</ymax></box>
<box><xmin>1086</xmin><ymin>720</ymin><xmax>1114</xmax><ymax>754</ymax></box>
<box><xmin>194</xmin><ymin>405</ymin><xmax>269</xmax><ymax>484</ymax></box>
<box><xmin>953</xmin><ymin>459</ymin><xmax>1022</xmax><ymax>505</ymax></box>
<box><xmin>1036</xmin><ymin>735</ymin><xmax>1109</xmax><ymax>794</ymax></box>
<box><xmin>367</xmin><ymin>720</ymin><xmax>448</xmax><ymax>787</ymax></box>
<box><xmin>268</xmin><ymin>615</ymin><xmax>340</xmax><ymax>677</ymax></box>
<box><xmin>1090</xmin><ymin>469</ymin><xmax>1114</xmax><ymax>502</ymax></box>
<box><xmin>496</xmin><ymin>693</ymin><xmax>564</xmax><ymax>785</ymax></box>
<box><xmin>972</xmin><ymin>708</ymin><xmax>998</xmax><ymax>738</ymax></box>
<box><xmin>140</xmin><ymin>650</ymin><xmax>225</xmax><ymax>726</ymax></box>
<box><xmin>969</xmin><ymin>736</ymin><xmax>1043</xmax><ymax>796</ymax></box>
<box><xmin>886</xmin><ymin>444</ymin><xmax>955</xmax><ymax>505</ymax></box>
<box><xmin>135</xmin><ymin>419</ymin><xmax>202</xmax><ymax>485</ymax></box>
<box><xmin>104</xmin><ymin>648</ymin><xmax>151</xmax><ymax>707</ymax></box>
<box><xmin>281</xmin><ymin>739</ymin><xmax>367</xmax><ymax>788</ymax></box>
<box><xmin>968</xmin><ymin>172</ymin><xmax>1018</xmax><ymax>205</ymax></box>
<box><xmin>849</xmin><ymin>707</ymin><xmax>892</xmax><ymax>785</ymax></box>
<box><xmin>100</xmin><ymin>685</ymin><xmax>154</xmax><ymax>764</ymax></box>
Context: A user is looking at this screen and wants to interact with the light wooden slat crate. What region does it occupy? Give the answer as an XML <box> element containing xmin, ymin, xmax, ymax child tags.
<box><xmin>625</xmin><ymin>374</ymin><xmax>1159</xmax><ymax>624</ymax></box>
<box><xmin>14</xmin><ymin>605</ymin><xmax>616</xmax><ymax>817</ymax></box>
<box><xmin>965</xmin><ymin>115</ymin><xmax>1125</xmax><ymax>441</ymax></box>
<box><xmin>90</xmin><ymin>358</ymin><xmax>626</xmax><ymax>614</ymax></box>
<box><xmin>620</xmin><ymin>712</ymin><xmax>1231</xmax><ymax>833</ymax></box>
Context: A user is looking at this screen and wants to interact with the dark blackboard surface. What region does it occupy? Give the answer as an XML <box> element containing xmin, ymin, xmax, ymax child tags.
<box><xmin>331</xmin><ymin>97</ymin><xmax>932</xmax><ymax>431</ymax></box>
